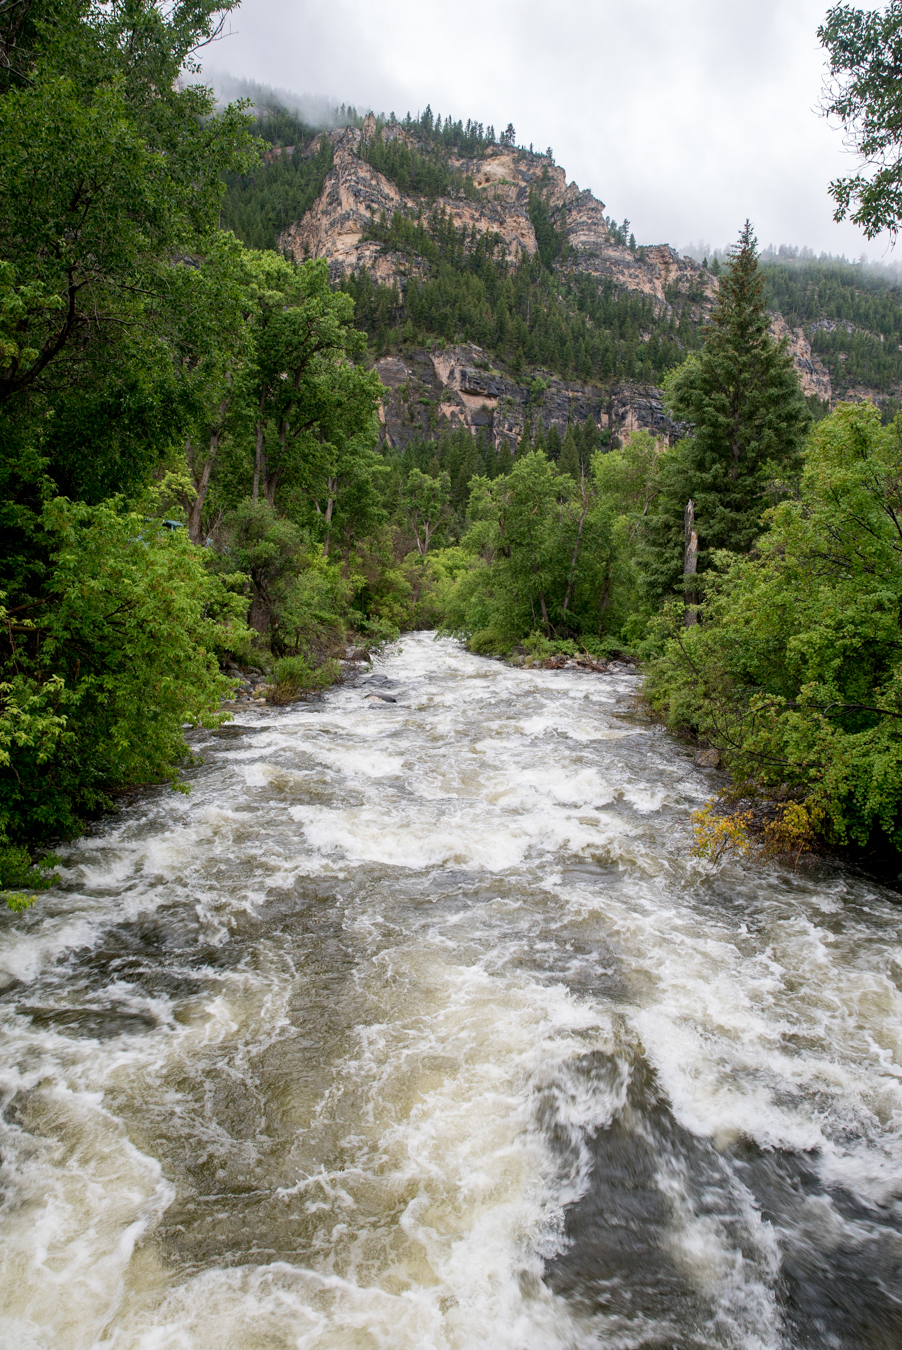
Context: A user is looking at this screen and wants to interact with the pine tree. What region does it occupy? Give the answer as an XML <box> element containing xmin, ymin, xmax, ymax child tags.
<box><xmin>558</xmin><ymin>428</ymin><xmax>581</xmax><ymax>481</ymax></box>
<box><xmin>579</xmin><ymin>416</ymin><xmax>601</xmax><ymax>460</ymax></box>
<box><xmin>645</xmin><ymin>222</ymin><xmax>811</xmax><ymax>601</ymax></box>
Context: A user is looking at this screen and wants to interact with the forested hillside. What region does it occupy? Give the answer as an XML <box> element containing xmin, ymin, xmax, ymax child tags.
<box><xmin>762</xmin><ymin>252</ymin><xmax>902</xmax><ymax>398</ymax></box>
<box><xmin>225</xmin><ymin>104</ymin><xmax>708</xmax><ymax>391</ymax></box>
<box><xmin>220</xmin><ymin>109</ymin><xmax>335</xmax><ymax>250</ymax></box>
<box><xmin>2</xmin><ymin>3</ymin><xmax>902</xmax><ymax>896</ymax></box>
<box><xmin>225</xmin><ymin>99</ymin><xmax>902</xmax><ymax>405</ymax></box>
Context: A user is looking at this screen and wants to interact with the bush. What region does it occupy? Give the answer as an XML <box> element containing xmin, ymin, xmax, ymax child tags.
<box><xmin>270</xmin><ymin>655</ymin><xmax>340</xmax><ymax>703</ymax></box>
<box><xmin>0</xmin><ymin>839</ymin><xmax>60</xmax><ymax>911</ymax></box>
<box><xmin>0</xmin><ymin>499</ymin><xmax>250</xmax><ymax>849</ymax></box>
<box><xmin>646</xmin><ymin>402</ymin><xmax>902</xmax><ymax>854</ymax></box>
<box><xmin>407</xmin><ymin>546</ymin><xmax>475</xmax><ymax>629</ymax></box>
<box><xmin>467</xmin><ymin>627</ymin><xmax>511</xmax><ymax>656</ymax></box>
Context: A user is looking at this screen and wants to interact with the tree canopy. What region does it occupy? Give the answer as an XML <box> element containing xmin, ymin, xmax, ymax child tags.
<box><xmin>820</xmin><ymin>1</ymin><xmax>902</xmax><ymax>237</ymax></box>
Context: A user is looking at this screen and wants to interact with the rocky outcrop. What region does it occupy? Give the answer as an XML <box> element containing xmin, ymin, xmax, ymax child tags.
<box><xmin>372</xmin><ymin>342</ymin><xmax>680</xmax><ymax>453</ymax></box>
<box><xmin>560</xmin><ymin>190</ymin><xmax>717</xmax><ymax>316</ymax></box>
<box><xmin>279</xmin><ymin>128</ymin><xmax>539</xmax><ymax>285</ymax></box>
<box><xmin>771</xmin><ymin>313</ymin><xmax>833</xmax><ymax>402</ymax></box>
<box><xmin>278</xmin><ymin>125</ymin><xmax>714</xmax><ymax>319</ymax></box>
<box><xmin>279</xmin><ymin>130</ymin><xmax>409</xmax><ymax>286</ymax></box>
<box><xmin>277</xmin><ymin>125</ymin><xmax>834</xmax><ymax>432</ymax></box>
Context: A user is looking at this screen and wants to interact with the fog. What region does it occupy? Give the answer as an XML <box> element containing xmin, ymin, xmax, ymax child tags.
<box><xmin>203</xmin><ymin>0</ymin><xmax>894</xmax><ymax>260</ymax></box>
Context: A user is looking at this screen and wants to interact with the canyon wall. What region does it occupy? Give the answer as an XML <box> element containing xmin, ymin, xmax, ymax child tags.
<box><xmin>278</xmin><ymin>122</ymin><xmax>832</xmax><ymax>445</ymax></box>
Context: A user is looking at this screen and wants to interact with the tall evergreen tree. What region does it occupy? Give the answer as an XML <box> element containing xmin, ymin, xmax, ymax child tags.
<box><xmin>644</xmin><ymin>223</ymin><xmax>810</xmax><ymax>601</ymax></box>
<box><xmin>559</xmin><ymin>427</ymin><xmax>582</xmax><ymax>481</ymax></box>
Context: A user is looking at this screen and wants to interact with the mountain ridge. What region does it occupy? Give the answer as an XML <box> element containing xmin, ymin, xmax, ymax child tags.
<box><xmin>271</xmin><ymin>114</ymin><xmax>831</xmax><ymax>450</ymax></box>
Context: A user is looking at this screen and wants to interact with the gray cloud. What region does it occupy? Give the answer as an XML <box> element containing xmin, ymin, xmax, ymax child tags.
<box><xmin>208</xmin><ymin>0</ymin><xmax>893</xmax><ymax>258</ymax></box>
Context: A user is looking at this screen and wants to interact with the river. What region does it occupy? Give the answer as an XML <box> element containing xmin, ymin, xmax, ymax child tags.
<box><xmin>1</xmin><ymin>632</ymin><xmax>900</xmax><ymax>1349</ymax></box>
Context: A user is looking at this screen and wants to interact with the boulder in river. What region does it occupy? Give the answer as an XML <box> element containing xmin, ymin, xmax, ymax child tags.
<box><xmin>694</xmin><ymin>748</ymin><xmax>721</xmax><ymax>768</ymax></box>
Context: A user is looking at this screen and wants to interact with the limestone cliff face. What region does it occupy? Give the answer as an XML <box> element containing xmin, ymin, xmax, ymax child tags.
<box><xmin>770</xmin><ymin>313</ymin><xmax>833</xmax><ymax>402</ymax></box>
<box><xmin>279</xmin><ymin>127</ymin><xmax>539</xmax><ymax>284</ymax></box>
<box><xmin>373</xmin><ymin>343</ymin><xmax>678</xmax><ymax>454</ymax></box>
<box><xmin>277</xmin><ymin>125</ymin><xmax>715</xmax><ymax>316</ymax></box>
<box><xmin>277</xmin><ymin>124</ymin><xmax>828</xmax><ymax>447</ymax></box>
<box><xmin>279</xmin><ymin>129</ymin><xmax>407</xmax><ymax>286</ymax></box>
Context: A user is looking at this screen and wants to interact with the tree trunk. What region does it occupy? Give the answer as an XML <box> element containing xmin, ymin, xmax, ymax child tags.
<box><xmin>184</xmin><ymin>428</ymin><xmax>220</xmax><ymax>544</ymax></box>
<box><xmin>598</xmin><ymin>568</ymin><xmax>611</xmax><ymax>619</ymax></box>
<box><xmin>252</xmin><ymin>419</ymin><xmax>265</xmax><ymax>503</ymax></box>
<box><xmin>537</xmin><ymin>590</ymin><xmax>552</xmax><ymax>638</ymax></box>
<box><xmin>321</xmin><ymin>481</ymin><xmax>337</xmax><ymax>556</ymax></box>
<box><xmin>263</xmin><ymin>469</ymin><xmax>280</xmax><ymax>508</ymax></box>
<box><xmin>684</xmin><ymin>497</ymin><xmax>699</xmax><ymax>626</ymax></box>
<box><xmin>248</xmin><ymin>584</ymin><xmax>271</xmax><ymax>635</ymax></box>
<box><xmin>562</xmin><ymin>500</ymin><xmax>589</xmax><ymax>614</ymax></box>
<box><xmin>252</xmin><ymin>384</ymin><xmax>270</xmax><ymax>502</ymax></box>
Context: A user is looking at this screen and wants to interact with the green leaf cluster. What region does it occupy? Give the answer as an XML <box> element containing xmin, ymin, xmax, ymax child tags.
<box><xmin>1</xmin><ymin>503</ymin><xmax>249</xmax><ymax>846</ymax></box>
<box><xmin>646</xmin><ymin>400</ymin><xmax>902</xmax><ymax>852</ymax></box>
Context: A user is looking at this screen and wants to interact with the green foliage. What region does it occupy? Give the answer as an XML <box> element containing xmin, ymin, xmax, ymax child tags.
<box><xmin>558</xmin><ymin>428</ymin><xmax>582</xmax><ymax>481</ymax></box>
<box><xmin>0</xmin><ymin>502</ymin><xmax>249</xmax><ymax>847</ymax></box>
<box><xmin>388</xmin><ymin>431</ymin><xmax>512</xmax><ymax>532</ymax></box>
<box><xmin>221</xmin><ymin>131</ymin><xmax>334</xmax><ymax>251</ymax></box>
<box><xmin>344</xmin><ymin>208</ymin><xmax>701</xmax><ymax>384</ymax></box>
<box><xmin>234</xmin><ymin>254</ymin><xmax>384</xmax><ymax>518</ymax></box>
<box><xmin>0</xmin><ymin>0</ymin><xmax>256</xmax><ymax>411</ymax></box>
<box><xmin>395</xmin><ymin>106</ymin><xmax>498</xmax><ymax>157</ymax></box>
<box><xmin>439</xmin><ymin>451</ymin><xmax>613</xmax><ymax>649</ymax></box>
<box><xmin>604</xmin><ymin>216</ymin><xmax>633</xmax><ymax>248</ymax></box>
<box><xmin>528</xmin><ymin>192</ymin><xmax>569</xmax><ymax>271</ymax></box>
<box><xmin>0</xmin><ymin>0</ymin><xmax>288</xmax><ymax>878</ymax></box>
<box><xmin>819</xmin><ymin>1</ymin><xmax>902</xmax><ymax>238</ymax></box>
<box><xmin>401</xmin><ymin>467</ymin><xmax>451</xmax><ymax>553</ymax></box>
<box><xmin>406</xmin><ymin>546</ymin><xmax>474</xmax><ymax>628</ymax></box>
<box><xmin>0</xmin><ymin>841</ymin><xmax>60</xmax><ymax>911</ymax></box>
<box><xmin>271</xmin><ymin>654</ymin><xmax>340</xmax><ymax>703</ymax></box>
<box><xmin>763</xmin><ymin>255</ymin><xmax>902</xmax><ymax>394</ymax></box>
<box><xmin>273</xmin><ymin>554</ymin><xmax>353</xmax><ymax>662</ymax></box>
<box><xmin>649</xmin><ymin>224</ymin><xmax>810</xmax><ymax>601</ymax></box>
<box><xmin>361</xmin><ymin>131</ymin><xmax>475</xmax><ymax>199</ymax></box>
<box><xmin>646</xmin><ymin>401</ymin><xmax>902</xmax><ymax>853</ymax></box>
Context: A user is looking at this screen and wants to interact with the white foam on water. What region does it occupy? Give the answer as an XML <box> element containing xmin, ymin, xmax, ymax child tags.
<box><xmin>0</xmin><ymin>634</ymin><xmax>900</xmax><ymax>1349</ymax></box>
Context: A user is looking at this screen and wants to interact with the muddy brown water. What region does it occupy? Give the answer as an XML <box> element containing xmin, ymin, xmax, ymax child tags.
<box><xmin>1</xmin><ymin>633</ymin><xmax>900</xmax><ymax>1348</ymax></box>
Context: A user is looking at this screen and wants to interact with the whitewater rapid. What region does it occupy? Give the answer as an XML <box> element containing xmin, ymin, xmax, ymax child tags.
<box><xmin>0</xmin><ymin>633</ymin><xmax>900</xmax><ymax>1349</ymax></box>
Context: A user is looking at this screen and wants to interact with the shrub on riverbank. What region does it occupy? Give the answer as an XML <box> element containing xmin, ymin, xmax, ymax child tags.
<box><xmin>269</xmin><ymin>655</ymin><xmax>341</xmax><ymax>703</ymax></box>
<box><xmin>0</xmin><ymin>502</ymin><xmax>250</xmax><ymax>858</ymax></box>
<box><xmin>646</xmin><ymin>401</ymin><xmax>902</xmax><ymax>857</ymax></box>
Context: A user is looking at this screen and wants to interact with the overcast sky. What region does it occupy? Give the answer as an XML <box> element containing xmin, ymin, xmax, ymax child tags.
<box><xmin>205</xmin><ymin>0</ymin><xmax>892</xmax><ymax>261</ymax></box>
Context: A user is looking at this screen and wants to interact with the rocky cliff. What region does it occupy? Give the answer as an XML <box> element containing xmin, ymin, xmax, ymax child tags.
<box><xmin>770</xmin><ymin>313</ymin><xmax>832</xmax><ymax>403</ymax></box>
<box><xmin>277</xmin><ymin>120</ymin><xmax>832</xmax><ymax>447</ymax></box>
<box><xmin>371</xmin><ymin>343</ymin><xmax>679</xmax><ymax>453</ymax></box>
<box><xmin>279</xmin><ymin>119</ymin><xmax>716</xmax><ymax>318</ymax></box>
